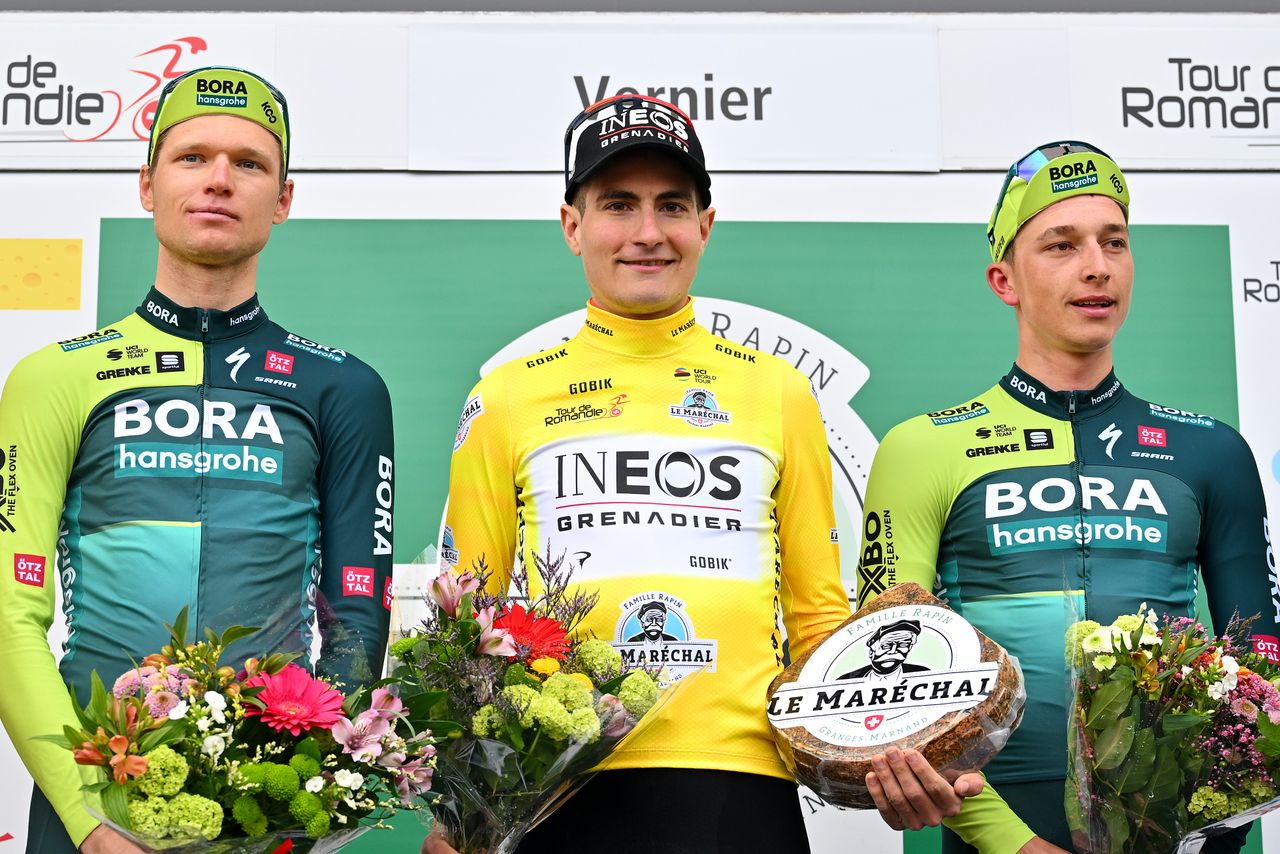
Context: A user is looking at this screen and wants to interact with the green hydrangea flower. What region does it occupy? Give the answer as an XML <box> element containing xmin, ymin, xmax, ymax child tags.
<box><xmin>232</xmin><ymin>795</ymin><xmax>265</xmax><ymax>834</ymax></box>
<box><xmin>237</xmin><ymin>762</ymin><xmax>267</xmax><ymax>792</ymax></box>
<box><xmin>1064</xmin><ymin>620</ymin><xmax>1100</xmax><ymax>666</ymax></box>
<box><xmin>290</xmin><ymin>790</ymin><xmax>324</xmax><ymax>823</ymax></box>
<box><xmin>501</xmin><ymin>684</ymin><xmax>540</xmax><ymax>727</ymax></box>
<box><xmin>289</xmin><ymin>754</ymin><xmax>321</xmax><ymax>780</ymax></box>
<box><xmin>389</xmin><ymin>636</ymin><xmax>419</xmax><ymax>661</ymax></box>
<box><xmin>1247</xmin><ymin>780</ymin><xmax>1276</xmax><ymax>802</ymax></box>
<box><xmin>127</xmin><ymin>797</ymin><xmax>170</xmax><ymax>839</ymax></box>
<box><xmin>472</xmin><ymin>704</ymin><xmax>505</xmax><ymax>738</ymax></box>
<box><xmin>504</xmin><ymin>664</ymin><xmax>539</xmax><ymax>688</ymax></box>
<box><xmin>262</xmin><ymin>763</ymin><xmax>301</xmax><ymax>801</ymax></box>
<box><xmin>568</xmin><ymin>706</ymin><xmax>601</xmax><ymax>744</ymax></box>
<box><xmin>1189</xmin><ymin>786</ymin><xmax>1231</xmax><ymax>821</ymax></box>
<box><xmin>305</xmin><ymin>810</ymin><xmax>332</xmax><ymax>839</ymax></box>
<box><xmin>1113</xmin><ymin>614</ymin><xmax>1144</xmax><ymax>634</ymax></box>
<box><xmin>529</xmin><ymin>695</ymin><xmax>573</xmax><ymax>741</ymax></box>
<box><xmin>576</xmin><ymin>639</ymin><xmax>622</xmax><ymax>681</ymax></box>
<box><xmin>542</xmin><ymin>673</ymin><xmax>593</xmax><ymax>712</ymax></box>
<box><xmin>136</xmin><ymin>745</ymin><xmax>189</xmax><ymax>798</ymax></box>
<box><xmin>167</xmin><ymin>793</ymin><xmax>223</xmax><ymax>840</ymax></box>
<box><xmin>618</xmin><ymin>672</ymin><xmax>658</xmax><ymax>717</ymax></box>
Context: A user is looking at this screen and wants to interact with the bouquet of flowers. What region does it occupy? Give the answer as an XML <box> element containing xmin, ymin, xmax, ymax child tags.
<box><xmin>42</xmin><ymin>608</ymin><xmax>435</xmax><ymax>853</ymax></box>
<box><xmin>1066</xmin><ymin>606</ymin><xmax>1280</xmax><ymax>853</ymax></box>
<box><xmin>386</xmin><ymin>548</ymin><xmax>674</xmax><ymax>854</ymax></box>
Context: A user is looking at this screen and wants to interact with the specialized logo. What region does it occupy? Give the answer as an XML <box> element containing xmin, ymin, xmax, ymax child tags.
<box><xmin>374</xmin><ymin>456</ymin><xmax>393</xmax><ymax>556</ymax></box>
<box><xmin>284</xmin><ymin>333</ymin><xmax>347</xmax><ymax>363</ymax></box>
<box><xmin>14</xmin><ymin>553</ymin><xmax>45</xmax><ymax>587</ymax></box>
<box><xmin>454</xmin><ymin>395</ymin><xmax>484</xmax><ymax>452</ymax></box>
<box><xmin>440</xmin><ymin>525</ymin><xmax>460</xmax><ymax>568</ymax></box>
<box><xmin>768</xmin><ymin>604</ymin><xmax>998</xmax><ymax>747</ymax></box>
<box><xmin>1049</xmin><ymin>160</ymin><xmax>1099</xmax><ymax>193</ymax></box>
<box><xmin>669</xmin><ymin>388</ymin><xmax>730</xmax><ymax>427</ymax></box>
<box><xmin>112</xmin><ymin>398</ymin><xmax>285</xmax><ymax>484</ymax></box>
<box><xmin>0</xmin><ymin>444</ymin><xmax>16</xmax><ymax>534</ymax></box>
<box><xmin>1138</xmin><ymin>425</ymin><xmax>1167</xmax><ymax>448</ymax></box>
<box><xmin>265</xmin><ymin>350</ymin><xmax>294</xmax><ymax>375</ymax></box>
<box><xmin>984</xmin><ymin>475</ymin><xmax>1169</xmax><ymax>554</ymax></box>
<box><xmin>1148</xmin><ymin>404</ymin><xmax>1215</xmax><ymax>429</ymax></box>
<box><xmin>1024</xmin><ymin>428</ymin><xmax>1054</xmax><ymax>450</ymax></box>
<box><xmin>613</xmin><ymin>592</ymin><xmax>716</xmax><ymax>680</ymax></box>
<box><xmin>58</xmin><ymin>328</ymin><xmax>122</xmax><ymax>351</ymax></box>
<box><xmin>929</xmin><ymin>401</ymin><xmax>989</xmax><ymax>426</ymax></box>
<box><xmin>155</xmin><ymin>352</ymin><xmax>184</xmax><ymax>373</ymax></box>
<box><xmin>225</xmin><ymin>347</ymin><xmax>251</xmax><ymax>383</ymax></box>
<box><xmin>342</xmin><ymin>566</ymin><xmax>375</xmax><ymax>598</ymax></box>
<box><xmin>1099</xmin><ymin>423</ymin><xmax>1123</xmax><ymax>459</ymax></box>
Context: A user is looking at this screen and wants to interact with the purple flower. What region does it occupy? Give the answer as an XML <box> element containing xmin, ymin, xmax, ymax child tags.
<box><xmin>395</xmin><ymin>757</ymin><xmax>434</xmax><ymax>803</ymax></box>
<box><xmin>332</xmin><ymin>709</ymin><xmax>392</xmax><ymax>762</ymax></box>
<box><xmin>430</xmin><ymin>570</ymin><xmax>480</xmax><ymax>619</ymax></box>
<box><xmin>144</xmin><ymin>690</ymin><xmax>182</xmax><ymax>720</ymax></box>
<box><xmin>367</xmin><ymin>687</ymin><xmax>405</xmax><ymax>720</ymax></box>
<box><xmin>112</xmin><ymin>670</ymin><xmax>144</xmax><ymax>699</ymax></box>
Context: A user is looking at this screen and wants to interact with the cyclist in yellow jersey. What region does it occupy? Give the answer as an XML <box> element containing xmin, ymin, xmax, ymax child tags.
<box><xmin>423</xmin><ymin>95</ymin><xmax>981</xmax><ymax>854</ymax></box>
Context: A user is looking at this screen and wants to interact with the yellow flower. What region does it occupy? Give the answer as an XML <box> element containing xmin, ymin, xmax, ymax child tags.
<box><xmin>530</xmin><ymin>658</ymin><xmax>561</xmax><ymax>678</ymax></box>
<box><xmin>566</xmin><ymin>673</ymin><xmax>594</xmax><ymax>691</ymax></box>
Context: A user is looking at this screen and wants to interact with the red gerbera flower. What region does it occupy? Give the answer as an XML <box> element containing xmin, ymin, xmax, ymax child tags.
<box><xmin>242</xmin><ymin>663</ymin><xmax>345</xmax><ymax>736</ymax></box>
<box><xmin>493</xmin><ymin>604</ymin><xmax>570</xmax><ymax>661</ymax></box>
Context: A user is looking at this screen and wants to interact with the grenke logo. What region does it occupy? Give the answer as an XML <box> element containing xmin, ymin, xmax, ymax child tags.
<box><xmin>575</xmin><ymin>73</ymin><xmax>773</xmax><ymax>122</ymax></box>
<box><xmin>2</xmin><ymin>37</ymin><xmax>209</xmax><ymax>142</ymax></box>
<box><xmin>1122</xmin><ymin>57</ymin><xmax>1280</xmax><ymax>142</ymax></box>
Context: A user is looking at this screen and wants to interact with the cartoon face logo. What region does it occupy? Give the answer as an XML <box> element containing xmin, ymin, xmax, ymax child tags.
<box><xmin>614</xmin><ymin>593</ymin><xmax>716</xmax><ymax>680</ymax></box>
<box><xmin>837</xmin><ymin>620</ymin><xmax>930</xmax><ymax>681</ymax></box>
<box><xmin>627</xmin><ymin>601</ymin><xmax>679</xmax><ymax>642</ymax></box>
<box><xmin>669</xmin><ymin>388</ymin><xmax>730</xmax><ymax>428</ymax></box>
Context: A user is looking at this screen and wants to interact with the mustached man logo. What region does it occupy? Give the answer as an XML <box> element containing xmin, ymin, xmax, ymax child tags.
<box><xmin>440</xmin><ymin>526</ymin><xmax>460</xmax><ymax>568</ymax></box>
<box><xmin>454</xmin><ymin>395</ymin><xmax>483</xmax><ymax>452</ymax></box>
<box><xmin>614</xmin><ymin>592</ymin><xmax>717</xmax><ymax>681</ymax></box>
<box><xmin>2</xmin><ymin>37</ymin><xmax>208</xmax><ymax>143</ymax></box>
<box><xmin>669</xmin><ymin>388</ymin><xmax>730</xmax><ymax>428</ymax></box>
<box><xmin>768</xmin><ymin>603</ymin><xmax>998</xmax><ymax>748</ymax></box>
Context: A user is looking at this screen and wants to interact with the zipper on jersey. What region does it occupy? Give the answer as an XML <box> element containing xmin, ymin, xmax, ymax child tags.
<box><xmin>195</xmin><ymin>308</ymin><xmax>210</xmax><ymax>634</ymax></box>
<box><xmin>1068</xmin><ymin>391</ymin><xmax>1089</xmax><ymax>620</ymax></box>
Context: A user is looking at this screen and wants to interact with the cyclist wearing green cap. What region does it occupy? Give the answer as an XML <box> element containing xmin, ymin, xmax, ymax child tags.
<box><xmin>856</xmin><ymin>141</ymin><xmax>1276</xmax><ymax>853</ymax></box>
<box><xmin>0</xmin><ymin>67</ymin><xmax>394</xmax><ymax>854</ymax></box>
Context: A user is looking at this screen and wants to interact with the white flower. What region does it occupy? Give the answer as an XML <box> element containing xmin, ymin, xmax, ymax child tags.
<box><xmin>204</xmin><ymin>691</ymin><xmax>227</xmax><ymax>710</ymax></box>
<box><xmin>1223</xmin><ymin>656</ymin><xmax>1240</xmax><ymax>675</ymax></box>
<box><xmin>196</xmin><ymin>717</ymin><xmax>212</xmax><ymax>733</ymax></box>
<box><xmin>202</xmin><ymin>735</ymin><xmax>226</xmax><ymax>758</ymax></box>
<box><xmin>335</xmin><ymin>814</ymin><xmax>348</xmax><ymax>825</ymax></box>
<box><xmin>1209</xmin><ymin>681</ymin><xmax>1228</xmax><ymax>701</ymax></box>
<box><xmin>306</xmin><ymin>776</ymin><xmax>325</xmax><ymax>793</ymax></box>
<box><xmin>210</xmin><ymin>708</ymin><xmax>226</xmax><ymax>724</ymax></box>
<box><xmin>167</xmin><ymin>701</ymin><xmax>189</xmax><ymax>721</ymax></box>
<box><xmin>333</xmin><ymin>769</ymin><xmax>364</xmax><ymax>789</ymax></box>
<box><xmin>1181</xmin><ymin>666</ymin><xmax>1193</xmax><ymax>677</ymax></box>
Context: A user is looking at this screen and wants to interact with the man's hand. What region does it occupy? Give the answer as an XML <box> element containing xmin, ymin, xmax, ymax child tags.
<box><xmin>79</xmin><ymin>825</ymin><xmax>146</xmax><ymax>854</ymax></box>
<box><xmin>1016</xmin><ymin>838</ymin><xmax>1070</xmax><ymax>854</ymax></box>
<box><xmin>420</xmin><ymin>828</ymin><xmax>464</xmax><ymax>854</ymax></box>
<box><xmin>865</xmin><ymin>746</ymin><xmax>984</xmax><ymax>831</ymax></box>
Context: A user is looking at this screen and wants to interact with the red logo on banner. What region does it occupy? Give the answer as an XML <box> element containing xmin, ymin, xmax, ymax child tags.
<box><xmin>383</xmin><ymin>577</ymin><xmax>394</xmax><ymax>611</ymax></box>
<box><xmin>1137</xmin><ymin>426</ymin><xmax>1167</xmax><ymax>448</ymax></box>
<box><xmin>864</xmin><ymin>715</ymin><xmax>884</xmax><ymax>731</ymax></box>
<box><xmin>342</xmin><ymin>566</ymin><xmax>374</xmax><ymax>598</ymax></box>
<box><xmin>14</xmin><ymin>553</ymin><xmax>45</xmax><ymax>587</ymax></box>
<box><xmin>1</xmin><ymin>832</ymin><xmax>15</xmax><ymax>842</ymax></box>
<box><xmin>1253</xmin><ymin>634</ymin><xmax>1280</xmax><ymax>663</ymax></box>
<box><xmin>265</xmin><ymin>351</ymin><xmax>294</xmax><ymax>374</ymax></box>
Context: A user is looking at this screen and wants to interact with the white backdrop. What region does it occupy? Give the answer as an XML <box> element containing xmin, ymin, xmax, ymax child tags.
<box><xmin>2</xmin><ymin>11</ymin><xmax>1280</xmax><ymax>853</ymax></box>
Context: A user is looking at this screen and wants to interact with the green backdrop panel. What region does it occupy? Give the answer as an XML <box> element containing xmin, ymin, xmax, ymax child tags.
<box><xmin>98</xmin><ymin>218</ymin><xmax>1247</xmax><ymax>854</ymax></box>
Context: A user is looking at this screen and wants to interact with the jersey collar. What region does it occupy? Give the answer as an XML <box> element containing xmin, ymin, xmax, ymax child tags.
<box><xmin>136</xmin><ymin>287</ymin><xmax>268</xmax><ymax>341</ymax></box>
<box><xmin>1001</xmin><ymin>363</ymin><xmax>1125</xmax><ymax>419</ymax></box>
<box><xmin>578</xmin><ymin>298</ymin><xmax>702</xmax><ymax>357</ymax></box>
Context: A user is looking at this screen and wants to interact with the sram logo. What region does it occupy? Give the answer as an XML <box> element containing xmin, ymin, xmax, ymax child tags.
<box><xmin>114</xmin><ymin>399</ymin><xmax>284</xmax><ymax>444</ymax></box>
<box><xmin>985</xmin><ymin>475</ymin><xmax>1168</xmax><ymax>519</ymax></box>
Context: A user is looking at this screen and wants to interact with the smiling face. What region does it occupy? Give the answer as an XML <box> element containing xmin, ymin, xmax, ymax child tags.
<box><xmin>140</xmin><ymin>114</ymin><xmax>293</xmax><ymax>269</ymax></box>
<box><xmin>988</xmin><ymin>194</ymin><xmax>1134</xmax><ymax>372</ymax></box>
<box><xmin>561</xmin><ymin>149</ymin><xmax>715</xmax><ymax>320</ymax></box>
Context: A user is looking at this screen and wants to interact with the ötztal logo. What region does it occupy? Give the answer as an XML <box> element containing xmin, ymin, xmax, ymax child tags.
<box><xmin>14</xmin><ymin>553</ymin><xmax>46</xmax><ymax>587</ymax></box>
<box><xmin>342</xmin><ymin>566</ymin><xmax>375</xmax><ymax>598</ymax></box>
<box><xmin>2</xmin><ymin>37</ymin><xmax>209</xmax><ymax>141</ymax></box>
<box><xmin>1138</xmin><ymin>425</ymin><xmax>1167</xmax><ymax>448</ymax></box>
<box><xmin>265</xmin><ymin>351</ymin><xmax>294</xmax><ymax>375</ymax></box>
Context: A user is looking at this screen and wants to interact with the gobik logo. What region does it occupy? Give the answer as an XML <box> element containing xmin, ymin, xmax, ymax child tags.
<box><xmin>767</xmin><ymin>602</ymin><xmax>998</xmax><ymax>747</ymax></box>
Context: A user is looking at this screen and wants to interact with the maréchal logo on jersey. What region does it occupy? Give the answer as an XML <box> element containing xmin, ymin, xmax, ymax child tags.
<box><xmin>454</xmin><ymin>395</ymin><xmax>483</xmax><ymax>452</ymax></box>
<box><xmin>613</xmin><ymin>592</ymin><xmax>716</xmax><ymax>681</ymax></box>
<box><xmin>670</xmin><ymin>388</ymin><xmax>730</xmax><ymax>427</ymax></box>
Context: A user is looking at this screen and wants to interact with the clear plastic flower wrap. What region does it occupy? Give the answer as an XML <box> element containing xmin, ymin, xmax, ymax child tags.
<box><xmin>387</xmin><ymin>546</ymin><xmax>696</xmax><ymax>854</ymax></box>
<box><xmin>767</xmin><ymin>582</ymin><xmax>1027</xmax><ymax>809</ymax></box>
<box><xmin>87</xmin><ymin>806</ymin><xmax>368</xmax><ymax>854</ymax></box>
<box><xmin>1066</xmin><ymin>607</ymin><xmax>1280</xmax><ymax>854</ymax></box>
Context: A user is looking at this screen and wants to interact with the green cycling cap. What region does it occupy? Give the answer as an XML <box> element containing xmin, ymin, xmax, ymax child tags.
<box><xmin>987</xmin><ymin>141</ymin><xmax>1129</xmax><ymax>263</ymax></box>
<box><xmin>148</xmin><ymin>66</ymin><xmax>290</xmax><ymax>175</ymax></box>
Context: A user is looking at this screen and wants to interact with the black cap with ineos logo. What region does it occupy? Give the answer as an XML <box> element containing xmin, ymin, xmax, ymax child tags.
<box><xmin>563</xmin><ymin>94</ymin><xmax>712</xmax><ymax>208</ymax></box>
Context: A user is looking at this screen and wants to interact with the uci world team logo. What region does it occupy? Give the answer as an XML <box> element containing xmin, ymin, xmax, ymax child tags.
<box><xmin>613</xmin><ymin>592</ymin><xmax>717</xmax><ymax>681</ymax></box>
<box><xmin>767</xmin><ymin>604</ymin><xmax>997</xmax><ymax>748</ymax></box>
<box><xmin>669</xmin><ymin>387</ymin><xmax>730</xmax><ymax>428</ymax></box>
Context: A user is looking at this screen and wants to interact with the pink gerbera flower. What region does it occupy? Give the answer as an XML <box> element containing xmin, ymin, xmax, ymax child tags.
<box><xmin>242</xmin><ymin>663</ymin><xmax>345</xmax><ymax>736</ymax></box>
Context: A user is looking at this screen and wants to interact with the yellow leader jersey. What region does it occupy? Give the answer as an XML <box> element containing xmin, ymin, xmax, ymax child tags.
<box><xmin>445</xmin><ymin>298</ymin><xmax>850</xmax><ymax>780</ymax></box>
